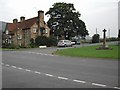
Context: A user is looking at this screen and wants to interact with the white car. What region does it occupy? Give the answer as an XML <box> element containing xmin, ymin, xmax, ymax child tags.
<box><xmin>57</xmin><ymin>40</ymin><xmax>73</xmax><ymax>47</ymax></box>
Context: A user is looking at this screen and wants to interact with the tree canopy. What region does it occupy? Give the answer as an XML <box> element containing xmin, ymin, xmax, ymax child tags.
<box><xmin>45</xmin><ymin>2</ymin><xmax>89</xmax><ymax>40</ymax></box>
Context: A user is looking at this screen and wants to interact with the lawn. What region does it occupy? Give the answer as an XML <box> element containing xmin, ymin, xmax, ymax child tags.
<box><xmin>54</xmin><ymin>45</ymin><xmax>119</xmax><ymax>59</ymax></box>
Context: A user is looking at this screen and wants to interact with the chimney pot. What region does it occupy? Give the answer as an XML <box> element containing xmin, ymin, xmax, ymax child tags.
<box><xmin>20</xmin><ymin>16</ymin><xmax>25</xmax><ymax>22</ymax></box>
<box><xmin>13</xmin><ymin>19</ymin><xmax>18</xmax><ymax>23</ymax></box>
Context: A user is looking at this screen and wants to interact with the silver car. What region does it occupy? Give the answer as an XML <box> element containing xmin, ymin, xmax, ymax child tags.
<box><xmin>57</xmin><ymin>40</ymin><xmax>73</xmax><ymax>47</ymax></box>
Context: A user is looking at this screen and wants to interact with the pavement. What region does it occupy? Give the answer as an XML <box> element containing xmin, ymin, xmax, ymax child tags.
<box><xmin>2</xmin><ymin>45</ymin><xmax>119</xmax><ymax>89</ymax></box>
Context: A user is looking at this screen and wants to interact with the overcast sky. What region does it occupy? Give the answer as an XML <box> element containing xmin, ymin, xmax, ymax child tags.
<box><xmin>0</xmin><ymin>0</ymin><xmax>119</xmax><ymax>37</ymax></box>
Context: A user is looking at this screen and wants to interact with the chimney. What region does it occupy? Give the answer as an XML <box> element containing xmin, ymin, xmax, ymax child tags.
<box><xmin>20</xmin><ymin>16</ymin><xmax>25</xmax><ymax>22</ymax></box>
<box><xmin>38</xmin><ymin>10</ymin><xmax>44</xmax><ymax>27</ymax></box>
<box><xmin>13</xmin><ymin>19</ymin><xmax>18</xmax><ymax>23</ymax></box>
<box><xmin>38</xmin><ymin>10</ymin><xmax>45</xmax><ymax>35</ymax></box>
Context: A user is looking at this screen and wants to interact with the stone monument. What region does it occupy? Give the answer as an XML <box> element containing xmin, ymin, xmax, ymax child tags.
<box><xmin>97</xmin><ymin>29</ymin><xmax>111</xmax><ymax>50</ymax></box>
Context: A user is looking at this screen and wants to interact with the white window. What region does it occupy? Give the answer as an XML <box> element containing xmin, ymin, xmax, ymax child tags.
<box><xmin>19</xmin><ymin>42</ymin><xmax>22</xmax><ymax>46</ymax></box>
<box><xmin>45</xmin><ymin>29</ymin><xmax>48</xmax><ymax>33</ymax></box>
<box><xmin>17</xmin><ymin>34</ymin><xmax>22</xmax><ymax>39</ymax></box>
<box><xmin>8</xmin><ymin>39</ymin><xmax>11</xmax><ymax>44</ymax></box>
<box><xmin>19</xmin><ymin>35</ymin><xmax>22</xmax><ymax>39</ymax></box>
<box><xmin>33</xmin><ymin>28</ymin><xmax>37</xmax><ymax>33</ymax></box>
<box><xmin>9</xmin><ymin>35</ymin><xmax>11</xmax><ymax>39</ymax></box>
<box><xmin>6</xmin><ymin>30</ymin><xmax>8</xmax><ymax>34</ymax></box>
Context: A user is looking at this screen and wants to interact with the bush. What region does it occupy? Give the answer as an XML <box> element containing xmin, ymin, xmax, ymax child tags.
<box><xmin>35</xmin><ymin>36</ymin><xmax>57</xmax><ymax>47</ymax></box>
<box><xmin>107</xmin><ymin>37</ymin><xmax>118</xmax><ymax>41</ymax></box>
<box><xmin>47</xmin><ymin>36</ymin><xmax>57</xmax><ymax>46</ymax></box>
<box><xmin>92</xmin><ymin>34</ymin><xmax>100</xmax><ymax>43</ymax></box>
<box><xmin>35</xmin><ymin>36</ymin><xmax>47</xmax><ymax>46</ymax></box>
<box><xmin>8</xmin><ymin>44</ymin><xmax>16</xmax><ymax>49</ymax></box>
<box><xmin>30</xmin><ymin>38</ymin><xmax>35</xmax><ymax>48</ymax></box>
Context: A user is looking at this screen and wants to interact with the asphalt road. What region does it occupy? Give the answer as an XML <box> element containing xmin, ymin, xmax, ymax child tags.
<box><xmin>2</xmin><ymin>47</ymin><xmax>119</xmax><ymax>89</ymax></box>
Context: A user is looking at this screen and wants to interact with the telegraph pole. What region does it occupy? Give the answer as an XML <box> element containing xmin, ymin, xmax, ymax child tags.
<box><xmin>108</xmin><ymin>29</ymin><xmax>110</xmax><ymax>38</ymax></box>
<box><xmin>108</xmin><ymin>29</ymin><xmax>110</xmax><ymax>42</ymax></box>
<box><xmin>96</xmin><ymin>28</ymin><xmax>98</xmax><ymax>34</ymax></box>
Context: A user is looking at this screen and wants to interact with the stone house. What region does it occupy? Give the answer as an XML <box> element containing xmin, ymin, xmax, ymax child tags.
<box><xmin>3</xmin><ymin>10</ymin><xmax>51</xmax><ymax>47</ymax></box>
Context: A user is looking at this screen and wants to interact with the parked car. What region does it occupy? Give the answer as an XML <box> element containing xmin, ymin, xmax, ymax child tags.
<box><xmin>71</xmin><ymin>40</ymin><xmax>80</xmax><ymax>45</ymax></box>
<box><xmin>71</xmin><ymin>41</ymin><xmax>76</xmax><ymax>45</ymax></box>
<box><xmin>57</xmin><ymin>40</ymin><xmax>73</xmax><ymax>47</ymax></box>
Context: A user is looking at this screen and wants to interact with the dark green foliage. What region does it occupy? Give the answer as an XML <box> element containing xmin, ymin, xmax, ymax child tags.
<box><xmin>35</xmin><ymin>36</ymin><xmax>47</xmax><ymax>46</ymax></box>
<box><xmin>45</xmin><ymin>2</ymin><xmax>89</xmax><ymax>40</ymax></box>
<box><xmin>92</xmin><ymin>34</ymin><xmax>100</xmax><ymax>43</ymax></box>
<box><xmin>47</xmin><ymin>36</ymin><xmax>57</xmax><ymax>46</ymax></box>
<box><xmin>107</xmin><ymin>37</ymin><xmax>119</xmax><ymax>41</ymax></box>
<box><xmin>35</xmin><ymin>36</ymin><xmax>57</xmax><ymax>47</ymax></box>
<box><xmin>100</xmin><ymin>37</ymin><xmax>118</xmax><ymax>42</ymax></box>
<box><xmin>30</xmin><ymin>38</ymin><xmax>35</xmax><ymax>48</ymax></box>
<box><xmin>2</xmin><ymin>43</ymin><xmax>16</xmax><ymax>49</ymax></box>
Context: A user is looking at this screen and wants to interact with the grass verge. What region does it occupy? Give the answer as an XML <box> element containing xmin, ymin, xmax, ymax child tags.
<box><xmin>0</xmin><ymin>48</ymin><xmax>16</xmax><ymax>50</ymax></box>
<box><xmin>54</xmin><ymin>45</ymin><xmax>119</xmax><ymax>59</ymax></box>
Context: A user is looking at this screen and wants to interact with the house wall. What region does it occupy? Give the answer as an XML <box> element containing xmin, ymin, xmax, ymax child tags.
<box><xmin>43</xmin><ymin>24</ymin><xmax>50</xmax><ymax>37</ymax></box>
<box><xmin>12</xmin><ymin>23</ymin><xmax>50</xmax><ymax>47</ymax></box>
<box><xmin>4</xmin><ymin>10</ymin><xmax>51</xmax><ymax>48</ymax></box>
<box><xmin>13</xmin><ymin>32</ymin><xmax>17</xmax><ymax>46</ymax></box>
<box><xmin>22</xmin><ymin>29</ymin><xmax>31</xmax><ymax>47</ymax></box>
<box><xmin>31</xmin><ymin>23</ymin><xmax>38</xmax><ymax>40</ymax></box>
<box><xmin>13</xmin><ymin>29</ymin><xmax>23</xmax><ymax>46</ymax></box>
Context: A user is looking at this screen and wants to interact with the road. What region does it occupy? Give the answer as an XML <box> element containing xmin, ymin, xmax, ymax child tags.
<box><xmin>2</xmin><ymin>46</ymin><xmax>119</xmax><ymax>89</ymax></box>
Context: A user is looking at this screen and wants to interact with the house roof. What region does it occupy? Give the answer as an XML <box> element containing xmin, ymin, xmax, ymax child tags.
<box><xmin>6</xmin><ymin>17</ymin><xmax>38</xmax><ymax>32</ymax></box>
<box><xmin>18</xmin><ymin>17</ymin><xmax>37</xmax><ymax>30</ymax></box>
<box><xmin>7</xmin><ymin>23</ymin><xmax>17</xmax><ymax>31</ymax></box>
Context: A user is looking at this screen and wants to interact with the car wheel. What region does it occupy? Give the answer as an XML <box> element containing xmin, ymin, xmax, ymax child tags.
<box><xmin>64</xmin><ymin>44</ymin><xmax>67</xmax><ymax>47</ymax></box>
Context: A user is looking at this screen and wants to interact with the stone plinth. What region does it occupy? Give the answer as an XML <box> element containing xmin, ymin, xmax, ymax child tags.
<box><xmin>96</xmin><ymin>45</ymin><xmax>112</xmax><ymax>50</ymax></box>
<box><xmin>96</xmin><ymin>29</ymin><xmax>112</xmax><ymax>50</ymax></box>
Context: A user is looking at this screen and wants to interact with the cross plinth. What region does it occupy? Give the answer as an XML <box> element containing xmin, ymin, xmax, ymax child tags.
<box><xmin>96</xmin><ymin>29</ymin><xmax>112</xmax><ymax>50</ymax></box>
<box><xmin>103</xmin><ymin>29</ymin><xmax>107</xmax><ymax>47</ymax></box>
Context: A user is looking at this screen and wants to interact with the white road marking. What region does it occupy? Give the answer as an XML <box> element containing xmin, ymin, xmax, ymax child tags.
<box><xmin>17</xmin><ymin>67</ymin><xmax>23</xmax><ymax>70</ymax></box>
<box><xmin>114</xmin><ymin>87</ymin><xmax>120</xmax><ymax>90</ymax></box>
<box><xmin>5</xmin><ymin>64</ymin><xmax>10</xmax><ymax>67</ymax></box>
<box><xmin>34</xmin><ymin>71</ymin><xmax>41</xmax><ymax>74</ymax></box>
<box><xmin>47</xmin><ymin>54</ymin><xmax>55</xmax><ymax>56</ymax></box>
<box><xmin>9</xmin><ymin>51</ymin><xmax>56</xmax><ymax>57</ymax></box>
<box><xmin>92</xmin><ymin>83</ymin><xmax>106</xmax><ymax>87</ymax></box>
<box><xmin>40</xmin><ymin>53</ymin><xmax>45</xmax><ymax>55</ymax></box>
<box><xmin>58</xmin><ymin>76</ymin><xmax>68</xmax><ymax>80</ymax></box>
<box><xmin>28</xmin><ymin>52</ymin><xmax>32</xmax><ymax>54</ymax></box>
<box><xmin>36</xmin><ymin>53</ymin><xmax>40</xmax><ymax>55</ymax></box>
<box><xmin>73</xmin><ymin>80</ymin><xmax>86</xmax><ymax>83</ymax></box>
<box><xmin>27</xmin><ymin>52</ymin><xmax>55</xmax><ymax>57</ymax></box>
<box><xmin>43</xmin><ymin>54</ymin><xmax>48</xmax><ymax>55</ymax></box>
<box><xmin>25</xmin><ymin>69</ymin><xmax>31</xmax><ymax>72</ymax></box>
<box><xmin>11</xmin><ymin>66</ymin><xmax>17</xmax><ymax>68</ymax></box>
<box><xmin>45</xmin><ymin>74</ymin><xmax>54</xmax><ymax>77</ymax></box>
<box><xmin>3</xmin><ymin>63</ymin><xmax>119</xmax><ymax>89</ymax></box>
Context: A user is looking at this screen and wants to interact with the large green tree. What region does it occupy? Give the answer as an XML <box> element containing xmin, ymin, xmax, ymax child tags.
<box><xmin>45</xmin><ymin>2</ymin><xmax>89</xmax><ymax>40</ymax></box>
